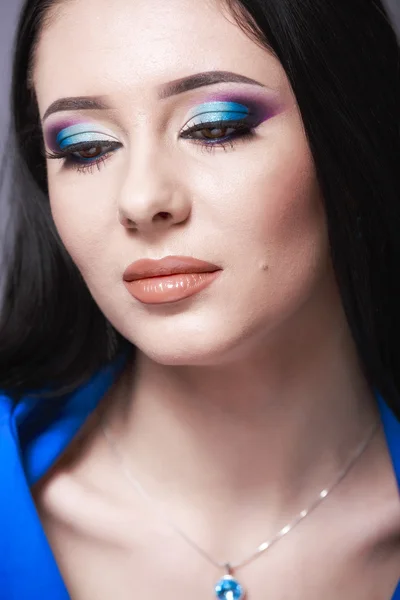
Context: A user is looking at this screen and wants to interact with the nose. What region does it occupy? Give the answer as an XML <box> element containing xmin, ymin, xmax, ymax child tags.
<box><xmin>117</xmin><ymin>141</ymin><xmax>191</xmax><ymax>233</ymax></box>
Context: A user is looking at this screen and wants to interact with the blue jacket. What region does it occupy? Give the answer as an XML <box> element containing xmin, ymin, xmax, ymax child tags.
<box><xmin>1</xmin><ymin>356</ymin><xmax>399</xmax><ymax>599</ymax></box>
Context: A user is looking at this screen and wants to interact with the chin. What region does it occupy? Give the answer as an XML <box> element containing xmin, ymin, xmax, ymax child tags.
<box><xmin>123</xmin><ymin>320</ymin><xmax>266</xmax><ymax>368</ymax></box>
<box><xmin>133</xmin><ymin>336</ymin><xmax>236</xmax><ymax>367</ymax></box>
<box><xmin>103</xmin><ymin>293</ymin><xmax>276</xmax><ymax>367</ymax></box>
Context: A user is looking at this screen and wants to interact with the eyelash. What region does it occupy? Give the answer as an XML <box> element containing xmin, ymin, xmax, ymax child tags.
<box><xmin>44</xmin><ymin>119</ymin><xmax>258</xmax><ymax>175</ymax></box>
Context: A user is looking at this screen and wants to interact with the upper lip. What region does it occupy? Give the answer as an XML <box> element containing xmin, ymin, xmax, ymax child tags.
<box><xmin>123</xmin><ymin>255</ymin><xmax>222</xmax><ymax>282</ymax></box>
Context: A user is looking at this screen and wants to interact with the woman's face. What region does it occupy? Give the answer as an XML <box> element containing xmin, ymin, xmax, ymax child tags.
<box><xmin>33</xmin><ymin>0</ymin><xmax>330</xmax><ymax>365</ymax></box>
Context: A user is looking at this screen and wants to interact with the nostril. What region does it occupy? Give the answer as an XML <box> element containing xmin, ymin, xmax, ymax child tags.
<box><xmin>156</xmin><ymin>212</ymin><xmax>170</xmax><ymax>220</ymax></box>
<box><xmin>122</xmin><ymin>217</ymin><xmax>136</xmax><ymax>228</ymax></box>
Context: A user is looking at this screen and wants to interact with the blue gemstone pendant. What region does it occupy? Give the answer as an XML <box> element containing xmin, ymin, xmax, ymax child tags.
<box><xmin>214</xmin><ymin>574</ymin><xmax>245</xmax><ymax>600</ymax></box>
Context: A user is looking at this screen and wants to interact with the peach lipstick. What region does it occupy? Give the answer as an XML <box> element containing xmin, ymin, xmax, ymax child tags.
<box><xmin>123</xmin><ymin>256</ymin><xmax>222</xmax><ymax>304</ymax></box>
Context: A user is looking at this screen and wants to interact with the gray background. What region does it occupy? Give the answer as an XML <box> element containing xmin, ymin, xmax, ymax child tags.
<box><xmin>0</xmin><ymin>1</ymin><xmax>23</xmax><ymax>147</ymax></box>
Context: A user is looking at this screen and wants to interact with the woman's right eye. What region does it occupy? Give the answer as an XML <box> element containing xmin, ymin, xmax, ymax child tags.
<box><xmin>72</xmin><ymin>144</ymin><xmax>109</xmax><ymax>160</ymax></box>
<box><xmin>44</xmin><ymin>140</ymin><xmax>122</xmax><ymax>174</ymax></box>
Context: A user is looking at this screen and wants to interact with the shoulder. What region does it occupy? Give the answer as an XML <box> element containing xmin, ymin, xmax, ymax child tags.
<box><xmin>0</xmin><ymin>357</ymin><xmax>123</xmax><ymax>598</ymax></box>
<box><xmin>0</xmin><ymin>353</ymin><xmax>127</xmax><ymax>487</ymax></box>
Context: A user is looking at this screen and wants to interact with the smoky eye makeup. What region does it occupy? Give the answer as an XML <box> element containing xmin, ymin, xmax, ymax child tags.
<box><xmin>41</xmin><ymin>88</ymin><xmax>284</xmax><ymax>174</ymax></box>
<box><xmin>181</xmin><ymin>91</ymin><xmax>282</xmax><ymax>131</ymax></box>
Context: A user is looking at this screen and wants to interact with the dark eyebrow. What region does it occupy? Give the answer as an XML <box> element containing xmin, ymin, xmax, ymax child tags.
<box><xmin>157</xmin><ymin>70</ymin><xmax>265</xmax><ymax>99</ymax></box>
<box><xmin>42</xmin><ymin>96</ymin><xmax>110</xmax><ymax>121</ymax></box>
<box><xmin>42</xmin><ymin>70</ymin><xmax>266</xmax><ymax>121</ymax></box>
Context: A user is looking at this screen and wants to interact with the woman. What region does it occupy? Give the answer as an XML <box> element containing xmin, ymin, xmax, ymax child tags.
<box><xmin>0</xmin><ymin>0</ymin><xmax>399</xmax><ymax>598</ymax></box>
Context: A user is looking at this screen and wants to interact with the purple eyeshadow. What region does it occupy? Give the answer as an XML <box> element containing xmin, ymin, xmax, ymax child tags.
<box><xmin>44</xmin><ymin>118</ymin><xmax>87</xmax><ymax>152</ymax></box>
<box><xmin>43</xmin><ymin>89</ymin><xmax>282</xmax><ymax>153</ymax></box>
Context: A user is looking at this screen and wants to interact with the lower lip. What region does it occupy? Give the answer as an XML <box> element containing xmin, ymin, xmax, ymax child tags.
<box><xmin>124</xmin><ymin>271</ymin><xmax>221</xmax><ymax>305</ymax></box>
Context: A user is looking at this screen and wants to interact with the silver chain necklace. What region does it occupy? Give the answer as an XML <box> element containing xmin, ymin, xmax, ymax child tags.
<box><xmin>98</xmin><ymin>410</ymin><xmax>379</xmax><ymax>600</ymax></box>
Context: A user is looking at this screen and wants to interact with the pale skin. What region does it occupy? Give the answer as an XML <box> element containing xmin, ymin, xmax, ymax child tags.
<box><xmin>31</xmin><ymin>0</ymin><xmax>400</xmax><ymax>598</ymax></box>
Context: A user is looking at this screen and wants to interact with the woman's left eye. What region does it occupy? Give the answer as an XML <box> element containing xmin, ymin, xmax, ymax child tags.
<box><xmin>180</xmin><ymin>118</ymin><xmax>257</xmax><ymax>151</ymax></box>
<box><xmin>186</xmin><ymin>124</ymin><xmax>239</xmax><ymax>140</ymax></box>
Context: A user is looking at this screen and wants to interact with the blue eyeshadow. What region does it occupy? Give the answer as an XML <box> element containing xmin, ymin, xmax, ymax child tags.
<box><xmin>187</xmin><ymin>101</ymin><xmax>250</xmax><ymax>124</ymax></box>
<box><xmin>56</xmin><ymin>124</ymin><xmax>114</xmax><ymax>150</ymax></box>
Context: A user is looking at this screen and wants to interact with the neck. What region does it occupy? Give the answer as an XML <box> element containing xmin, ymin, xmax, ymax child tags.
<box><xmin>99</xmin><ymin>285</ymin><xmax>378</xmax><ymax>527</ymax></box>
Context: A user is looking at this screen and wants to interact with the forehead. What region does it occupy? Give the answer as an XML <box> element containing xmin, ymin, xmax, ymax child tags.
<box><xmin>33</xmin><ymin>0</ymin><xmax>286</xmax><ymax>105</ymax></box>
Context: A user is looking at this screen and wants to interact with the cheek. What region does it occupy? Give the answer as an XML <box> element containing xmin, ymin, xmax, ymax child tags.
<box><xmin>47</xmin><ymin>175</ymin><xmax>115</xmax><ymax>269</ymax></box>
<box><xmin>50</xmin><ymin>200</ymin><xmax>95</xmax><ymax>267</ymax></box>
<box><xmin>48</xmin><ymin>198</ymin><xmax>115</xmax><ymax>306</ymax></box>
<box><xmin>254</xmin><ymin>143</ymin><xmax>329</xmax><ymax>302</ymax></box>
<box><xmin>258</xmin><ymin>152</ymin><xmax>327</xmax><ymax>263</ymax></box>
<box><xmin>197</xmin><ymin>119</ymin><xmax>329</xmax><ymax>321</ymax></box>
<box><xmin>203</xmin><ymin>119</ymin><xmax>327</xmax><ymax>266</ymax></box>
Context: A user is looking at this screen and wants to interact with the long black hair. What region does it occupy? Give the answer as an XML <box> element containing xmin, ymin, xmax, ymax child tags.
<box><xmin>1</xmin><ymin>0</ymin><xmax>399</xmax><ymax>417</ymax></box>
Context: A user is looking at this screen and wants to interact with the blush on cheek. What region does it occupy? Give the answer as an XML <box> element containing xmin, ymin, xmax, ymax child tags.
<box><xmin>262</xmin><ymin>130</ymin><xmax>324</xmax><ymax>238</ymax></box>
<box><xmin>266</xmin><ymin>179</ymin><xmax>327</xmax><ymax>276</ymax></box>
<box><xmin>246</xmin><ymin>126</ymin><xmax>329</xmax><ymax>311</ymax></box>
